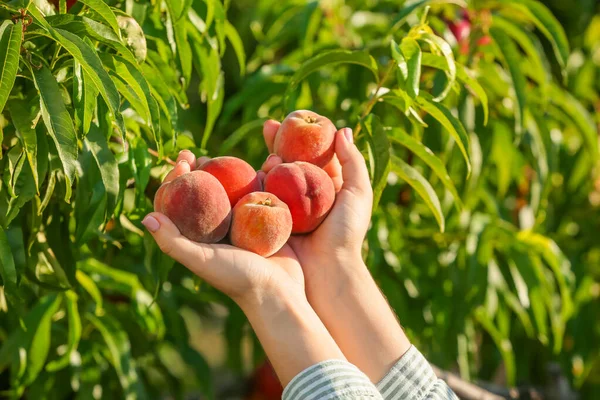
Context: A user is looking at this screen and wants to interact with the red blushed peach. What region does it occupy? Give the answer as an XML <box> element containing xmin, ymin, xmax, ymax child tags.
<box><xmin>157</xmin><ymin>171</ymin><xmax>231</xmax><ymax>243</ymax></box>
<box><xmin>199</xmin><ymin>156</ymin><xmax>262</xmax><ymax>207</ymax></box>
<box><xmin>264</xmin><ymin>162</ymin><xmax>335</xmax><ymax>234</ymax></box>
<box><xmin>274</xmin><ymin>110</ymin><xmax>336</xmax><ymax>167</ymax></box>
<box><xmin>230</xmin><ymin>192</ymin><xmax>292</xmax><ymax>257</ymax></box>
<box><xmin>154</xmin><ymin>182</ymin><xmax>169</xmax><ymax>212</ymax></box>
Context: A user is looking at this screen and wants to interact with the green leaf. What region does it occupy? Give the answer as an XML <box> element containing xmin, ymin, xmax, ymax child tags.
<box><xmin>102</xmin><ymin>54</ymin><xmax>161</xmax><ymax>146</ymax></box>
<box><xmin>180</xmin><ymin>345</ymin><xmax>214</xmax><ymax>399</ymax></box>
<box><xmin>490</xmin><ymin>122</ymin><xmax>514</xmax><ymax>197</ymax></box>
<box><xmin>142</xmin><ymin>63</ymin><xmax>178</xmax><ymax>135</ymax></box>
<box><xmin>28</xmin><ymin>7</ymin><xmax>126</xmax><ymax>136</ymax></box>
<box><xmin>46</xmin><ymin>291</ymin><xmax>81</xmax><ymax>372</ymax></box>
<box><xmin>501</xmin><ymin>0</ymin><xmax>569</xmax><ymax>73</ymax></box>
<box><xmin>75</xmin><ymin>133</ymin><xmax>108</xmax><ymax>245</ymax></box>
<box><xmin>390</xmin><ymin>39</ymin><xmax>408</xmax><ymax>82</ymax></box>
<box><xmin>225</xmin><ymin>20</ymin><xmax>246</xmax><ymax>76</ymax></box>
<box><xmin>8</xmin><ymin>100</ymin><xmax>40</xmax><ymax>190</ymax></box>
<box><xmin>284</xmin><ymin>49</ymin><xmax>379</xmax><ymax>112</ymax></box>
<box><xmin>0</xmin><ymin>21</ymin><xmax>22</xmax><ymax>113</ymax></box>
<box><xmin>474</xmin><ymin>306</ymin><xmax>516</xmax><ymax>386</ymax></box>
<box><xmin>421</xmin><ymin>53</ymin><xmax>488</xmax><ymax>124</ymax></box>
<box><xmin>400</xmin><ymin>37</ymin><xmax>422</xmax><ymax>99</ymax></box>
<box><xmin>32</xmin><ymin>65</ymin><xmax>78</xmax><ymax>202</ymax></box>
<box><xmin>73</xmin><ymin>59</ymin><xmax>98</xmax><ymax>135</ymax></box>
<box><xmin>491</xmin><ymin>16</ymin><xmax>548</xmax><ymax>86</ymax></box>
<box><xmin>191</xmin><ymin>36</ymin><xmax>224</xmax><ymax>148</ymax></box>
<box><xmin>87</xmin><ymin>313</ymin><xmax>148</xmax><ymax>399</ymax></box>
<box><xmin>388</xmin><ymin>128</ymin><xmax>463</xmax><ymax>210</ymax></box>
<box><xmin>415</xmin><ymin>95</ymin><xmax>471</xmax><ymax>176</ymax></box>
<box><xmin>0</xmin><ymin>226</ymin><xmax>17</xmax><ymax>292</ymax></box>
<box><xmin>361</xmin><ymin>115</ymin><xmax>391</xmax><ymax>211</ymax></box>
<box><xmin>418</xmin><ymin>32</ymin><xmax>456</xmax><ymax>102</ymax></box>
<box><xmin>85</xmin><ymin>124</ymin><xmax>120</xmax><ymax>217</ymax></box>
<box><xmin>76</xmin><ymin>270</ymin><xmax>103</xmax><ymax>315</ymax></box>
<box><xmin>547</xmin><ymin>83</ymin><xmax>598</xmax><ymax>160</ymax></box>
<box><xmin>12</xmin><ymin>295</ymin><xmax>62</xmax><ymax>387</ymax></box>
<box><xmin>391</xmin><ymin>155</ymin><xmax>445</xmax><ymax>231</ymax></box>
<box><xmin>219</xmin><ymin>119</ymin><xmax>264</xmax><ymax>155</ymax></box>
<box><xmin>490</xmin><ymin>27</ymin><xmax>526</xmax><ymax>135</ymax></box>
<box><xmin>517</xmin><ymin>231</ymin><xmax>574</xmax><ymax>353</ymax></box>
<box><xmin>78</xmin><ymin>0</ymin><xmax>122</xmax><ymax>39</ymax></box>
<box><xmin>165</xmin><ymin>0</ymin><xmax>192</xmax><ymax>88</ymax></box>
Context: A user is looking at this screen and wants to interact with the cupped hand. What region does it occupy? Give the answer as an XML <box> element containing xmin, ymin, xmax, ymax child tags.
<box><xmin>143</xmin><ymin>151</ymin><xmax>305</xmax><ymax>307</ymax></box>
<box><xmin>261</xmin><ymin>120</ymin><xmax>373</xmax><ymax>293</ymax></box>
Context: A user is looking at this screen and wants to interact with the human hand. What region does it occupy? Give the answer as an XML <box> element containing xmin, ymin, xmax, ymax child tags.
<box><xmin>261</xmin><ymin>119</ymin><xmax>409</xmax><ymax>382</ymax></box>
<box><xmin>261</xmin><ymin>120</ymin><xmax>373</xmax><ymax>289</ymax></box>
<box><xmin>143</xmin><ymin>151</ymin><xmax>345</xmax><ymax>385</ymax></box>
<box><xmin>145</xmin><ymin>150</ymin><xmax>304</xmax><ymax>305</ymax></box>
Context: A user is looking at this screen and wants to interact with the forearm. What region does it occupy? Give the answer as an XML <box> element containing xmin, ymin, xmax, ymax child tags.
<box><xmin>308</xmin><ymin>257</ymin><xmax>411</xmax><ymax>382</ymax></box>
<box><xmin>240</xmin><ymin>285</ymin><xmax>346</xmax><ymax>387</ymax></box>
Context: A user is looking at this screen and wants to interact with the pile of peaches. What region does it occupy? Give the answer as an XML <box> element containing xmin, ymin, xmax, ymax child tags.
<box><xmin>153</xmin><ymin>110</ymin><xmax>338</xmax><ymax>257</ymax></box>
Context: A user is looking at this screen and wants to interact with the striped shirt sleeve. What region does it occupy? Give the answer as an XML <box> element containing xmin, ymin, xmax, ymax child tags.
<box><xmin>282</xmin><ymin>359</ymin><xmax>383</xmax><ymax>400</ymax></box>
<box><xmin>376</xmin><ymin>346</ymin><xmax>459</xmax><ymax>400</ymax></box>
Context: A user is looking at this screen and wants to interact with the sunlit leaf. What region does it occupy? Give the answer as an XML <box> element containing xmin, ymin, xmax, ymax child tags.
<box><xmin>391</xmin><ymin>155</ymin><xmax>445</xmax><ymax>231</ymax></box>
<box><xmin>361</xmin><ymin>114</ymin><xmax>391</xmax><ymax>211</ymax></box>
<box><xmin>415</xmin><ymin>95</ymin><xmax>471</xmax><ymax>176</ymax></box>
<box><xmin>388</xmin><ymin>127</ymin><xmax>463</xmax><ymax>210</ymax></box>
<box><xmin>32</xmin><ymin>65</ymin><xmax>78</xmax><ymax>202</ymax></box>
<box><xmin>284</xmin><ymin>49</ymin><xmax>379</xmax><ymax>111</ymax></box>
<box><xmin>46</xmin><ymin>291</ymin><xmax>81</xmax><ymax>371</ymax></box>
<box><xmin>490</xmin><ymin>27</ymin><xmax>526</xmax><ymax>135</ymax></box>
<box><xmin>0</xmin><ymin>21</ymin><xmax>22</xmax><ymax>113</ymax></box>
<box><xmin>421</xmin><ymin>53</ymin><xmax>488</xmax><ymax>124</ymax></box>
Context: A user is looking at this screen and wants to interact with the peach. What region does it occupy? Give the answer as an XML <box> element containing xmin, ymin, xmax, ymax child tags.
<box><xmin>230</xmin><ymin>192</ymin><xmax>292</xmax><ymax>257</ymax></box>
<box><xmin>264</xmin><ymin>162</ymin><xmax>335</xmax><ymax>234</ymax></box>
<box><xmin>198</xmin><ymin>156</ymin><xmax>262</xmax><ymax>207</ymax></box>
<box><xmin>155</xmin><ymin>171</ymin><xmax>231</xmax><ymax>243</ymax></box>
<box><xmin>274</xmin><ymin>110</ymin><xmax>337</xmax><ymax>167</ymax></box>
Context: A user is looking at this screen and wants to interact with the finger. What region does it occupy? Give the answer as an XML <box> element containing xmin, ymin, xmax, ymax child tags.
<box><xmin>176</xmin><ymin>150</ymin><xmax>196</xmax><ymax>166</ymax></box>
<box><xmin>142</xmin><ymin>212</ymin><xmax>210</xmax><ymax>267</ymax></box>
<box><xmin>163</xmin><ymin>159</ymin><xmax>191</xmax><ymax>183</ymax></box>
<box><xmin>263</xmin><ymin>120</ymin><xmax>281</xmax><ymax>153</ymax></box>
<box><xmin>260</xmin><ymin>153</ymin><xmax>283</xmax><ymax>173</ymax></box>
<box><xmin>322</xmin><ymin>154</ymin><xmax>343</xmax><ymax>193</ymax></box>
<box><xmin>256</xmin><ymin>170</ymin><xmax>266</xmax><ymax>188</ymax></box>
<box><xmin>335</xmin><ymin>128</ymin><xmax>372</xmax><ymax>198</ymax></box>
<box><xmin>196</xmin><ymin>156</ymin><xmax>211</xmax><ymax>169</ymax></box>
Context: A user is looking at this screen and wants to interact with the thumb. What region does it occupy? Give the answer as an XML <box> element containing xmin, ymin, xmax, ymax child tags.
<box><xmin>142</xmin><ymin>212</ymin><xmax>215</xmax><ymax>277</ymax></box>
<box><xmin>335</xmin><ymin>128</ymin><xmax>372</xmax><ymax>198</ymax></box>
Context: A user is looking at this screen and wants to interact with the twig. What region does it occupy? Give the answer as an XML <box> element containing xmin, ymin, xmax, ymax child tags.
<box><xmin>147</xmin><ymin>148</ymin><xmax>176</xmax><ymax>166</ymax></box>
<box><xmin>353</xmin><ymin>61</ymin><xmax>396</xmax><ymax>137</ymax></box>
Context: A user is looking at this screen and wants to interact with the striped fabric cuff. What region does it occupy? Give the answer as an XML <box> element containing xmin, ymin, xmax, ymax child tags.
<box><xmin>376</xmin><ymin>346</ymin><xmax>458</xmax><ymax>400</ymax></box>
<box><xmin>283</xmin><ymin>359</ymin><xmax>383</xmax><ymax>400</ymax></box>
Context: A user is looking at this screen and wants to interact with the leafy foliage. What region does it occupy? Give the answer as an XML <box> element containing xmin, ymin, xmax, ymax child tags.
<box><xmin>0</xmin><ymin>0</ymin><xmax>599</xmax><ymax>398</ymax></box>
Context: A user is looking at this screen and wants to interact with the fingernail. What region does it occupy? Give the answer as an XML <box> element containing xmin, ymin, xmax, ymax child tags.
<box><xmin>142</xmin><ymin>215</ymin><xmax>160</xmax><ymax>232</ymax></box>
<box><xmin>266</xmin><ymin>154</ymin><xmax>277</xmax><ymax>162</ymax></box>
<box><xmin>179</xmin><ymin>149</ymin><xmax>191</xmax><ymax>155</ymax></box>
<box><xmin>177</xmin><ymin>159</ymin><xmax>189</xmax><ymax>166</ymax></box>
<box><xmin>343</xmin><ymin>128</ymin><xmax>354</xmax><ymax>144</ymax></box>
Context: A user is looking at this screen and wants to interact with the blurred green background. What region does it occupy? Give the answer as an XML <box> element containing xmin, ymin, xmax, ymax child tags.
<box><xmin>0</xmin><ymin>0</ymin><xmax>599</xmax><ymax>399</ymax></box>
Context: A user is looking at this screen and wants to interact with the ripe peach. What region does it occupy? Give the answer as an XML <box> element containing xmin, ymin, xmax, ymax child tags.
<box><xmin>155</xmin><ymin>171</ymin><xmax>231</xmax><ymax>243</ymax></box>
<box><xmin>264</xmin><ymin>162</ymin><xmax>334</xmax><ymax>234</ymax></box>
<box><xmin>198</xmin><ymin>156</ymin><xmax>262</xmax><ymax>207</ymax></box>
<box><xmin>274</xmin><ymin>110</ymin><xmax>336</xmax><ymax>167</ymax></box>
<box><xmin>230</xmin><ymin>192</ymin><xmax>292</xmax><ymax>257</ymax></box>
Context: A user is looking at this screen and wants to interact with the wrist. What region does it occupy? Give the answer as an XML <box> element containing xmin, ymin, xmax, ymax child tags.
<box><xmin>239</xmin><ymin>283</ymin><xmax>345</xmax><ymax>387</ymax></box>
